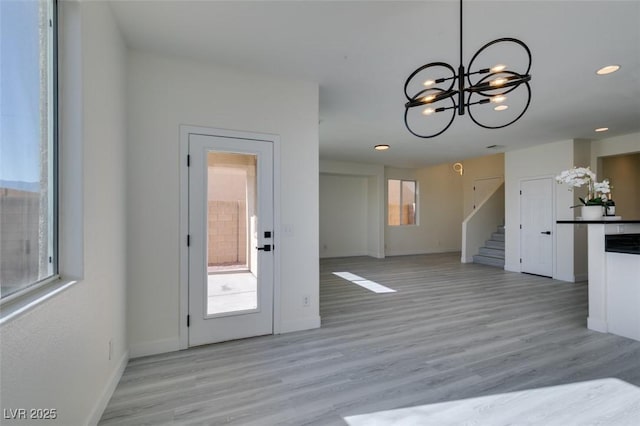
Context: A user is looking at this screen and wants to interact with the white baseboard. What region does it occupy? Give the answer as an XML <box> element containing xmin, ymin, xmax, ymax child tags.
<box><xmin>129</xmin><ymin>337</ymin><xmax>181</xmax><ymax>359</ymax></box>
<box><xmin>504</xmin><ymin>263</ymin><xmax>520</xmax><ymax>273</ymax></box>
<box><xmin>385</xmin><ymin>248</ymin><xmax>461</xmax><ymax>257</ymax></box>
<box><xmin>588</xmin><ymin>317</ymin><xmax>608</xmax><ymax>333</ymax></box>
<box><xmin>461</xmin><ymin>256</ymin><xmax>474</xmax><ymax>263</ymax></box>
<box><xmin>279</xmin><ymin>315</ymin><xmax>321</xmax><ymax>334</ymax></box>
<box><xmin>368</xmin><ymin>250</ymin><xmax>385</xmax><ymax>259</ymax></box>
<box><xmin>320</xmin><ymin>251</ymin><xmax>368</xmax><ymax>259</ymax></box>
<box><xmin>87</xmin><ymin>349</ymin><xmax>129</xmax><ymax>426</ymax></box>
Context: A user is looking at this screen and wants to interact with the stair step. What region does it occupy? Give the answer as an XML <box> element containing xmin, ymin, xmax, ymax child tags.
<box><xmin>485</xmin><ymin>240</ymin><xmax>505</xmax><ymax>249</ymax></box>
<box><xmin>496</xmin><ymin>225</ymin><xmax>505</xmax><ymax>234</ymax></box>
<box><xmin>479</xmin><ymin>247</ymin><xmax>505</xmax><ymax>258</ymax></box>
<box><xmin>491</xmin><ymin>232</ymin><xmax>505</xmax><ymax>242</ymax></box>
<box><xmin>473</xmin><ymin>254</ymin><xmax>505</xmax><ymax>268</ymax></box>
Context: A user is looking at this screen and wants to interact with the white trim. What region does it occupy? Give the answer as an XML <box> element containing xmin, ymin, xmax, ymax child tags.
<box><xmin>272</xmin><ymin>135</ymin><xmax>282</xmax><ymax>334</ymax></box>
<box><xmin>280</xmin><ymin>315</ymin><xmax>321</xmax><ymax>334</ymax></box>
<box><xmin>179</xmin><ymin>126</ymin><xmax>189</xmax><ymax>350</ymax></box>
<box><xmin>129</xmin><ymin>338</ymin><xmax>181</xmax><ymax>359</ymax></box>
<box><xmin>587</xmin><ymin>317</ymin><xmax>608</xmax><ymax>333</ymax></box>
<box><xmin>384</xmin><ymin>248</ymin><xmax>461</xmax><ymax>257</ymax></box>
<box><xmin>179</xmin><ymin>125</ymin><xmax>282</xmax><ymax>346</ymax></box>
<box><xmin>87</xmin><ymin>350</ymin><xmax>129</xmax><ymax>426</ymax></box>
<box><xmin>0</xmin><ymin>279</ymin><xmax>78</xmax><ymax>325</ymax></box>
<box><xmin>504</xmin><ymin>262</ymin><xmax>520</xmax><ymax>273</ymax></box>
<box><xmin>0</xmin><ymin>274</ymin><xmax>61</xmax><ymax>306</ymax></box>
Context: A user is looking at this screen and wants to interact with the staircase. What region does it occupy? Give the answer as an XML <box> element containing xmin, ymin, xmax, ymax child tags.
<box><xmin>473</xmin><ymin>225</ymin><xmax>505</xmax><ymax>268</ymax></box>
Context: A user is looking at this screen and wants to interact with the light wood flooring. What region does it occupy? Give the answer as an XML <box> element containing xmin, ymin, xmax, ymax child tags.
<box><xmin>100</xmin><ymin>253</ymin><xmax>640</xmax><ymax>425</ymax></box>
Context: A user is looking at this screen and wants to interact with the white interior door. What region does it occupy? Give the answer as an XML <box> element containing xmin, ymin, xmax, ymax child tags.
<box><xmin>520</xmin><ymin>178</ymin><xmax>553</xmax><ymax>277</ymax></box>
<box><xmin>188</xmin><ymin>134</ymin><xmax>274</xmax><ymax>346</ymax></box>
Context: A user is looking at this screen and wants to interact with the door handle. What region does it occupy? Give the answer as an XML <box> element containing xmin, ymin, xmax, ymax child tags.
<box><xmin>256</xmin><ymin>244</ymin><xmax>272</xmax><ymax>252</ymax></box>
<box><xmin>540</xmin><ymin>231</ymin><xmax>551</xmax><ymax>235</ymax></box>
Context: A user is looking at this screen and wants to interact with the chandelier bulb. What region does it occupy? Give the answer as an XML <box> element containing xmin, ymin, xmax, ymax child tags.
<box><xmin>423</xmin><ymin>79</ymin><xmax>436</xmax><ymax>87</ymax></box>
<box><xmin>422</xmin><ymin>107</ymin><xmax>436</xmax><ymax>116</ymax></box>
<box><xmin>490</xmin><ymin>77</ymin><xmax>508</xmax><ymax>87</ymax></box>
<box><xmin>494</xmin><ymin>105</ymin><xmax>509</xmax><ymax>111</ymax></box>
<box><xmin>491</xmin><ymin>95</ymin><xmax>506</xmax><ymax>104</ymax></box>
<box><xmin>423</xmin><ymin>94</ymin><xmax>436</xmax><ymax>103</ymax></box>
<box><xmin>491</xmin><ymin>64</ymin><xmax>507</xmax><ymax>72</ymax></box>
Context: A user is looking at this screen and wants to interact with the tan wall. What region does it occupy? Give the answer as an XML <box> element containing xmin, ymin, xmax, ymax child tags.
<box><xmin>601</xmin><ymin>153</ymin><xmax>640</xmax><ymax>219</ymax></box>
<box><xmin>208</xmin><ymin>200</ymin><xmax>247</xmax><ymax>266</ymax></box>
<box><xmin>461</xmin><ymin>153</ymin><xmax>505</xmax><ymax>219</ymax></box>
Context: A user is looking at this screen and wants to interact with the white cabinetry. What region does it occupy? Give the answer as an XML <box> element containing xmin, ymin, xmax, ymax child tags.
<box><xmin>606</xmin><ymin>252</ymin><xmax>640</xmax><ymax>341</ymax></box>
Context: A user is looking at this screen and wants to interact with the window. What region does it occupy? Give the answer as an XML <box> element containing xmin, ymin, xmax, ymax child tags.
<box><xmin>0</xmin><ymin>0</ymin><xmax>57</xmax><ymax>301</ymax></box>
<box><xmin>388</xmin><ymin>179</ymin><xmax>417</xmax><ymax>226</ymax></box>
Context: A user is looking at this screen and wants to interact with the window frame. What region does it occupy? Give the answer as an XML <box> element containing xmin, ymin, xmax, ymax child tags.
<box><xmin>0</xmin><ymin>0</ymin><xmax>59</xmax><ymax>306</ymax></box>
<box><xmin>387</xmin><ymin>178</ymin><xmax>418</xmax><ymax>226</ymax></box>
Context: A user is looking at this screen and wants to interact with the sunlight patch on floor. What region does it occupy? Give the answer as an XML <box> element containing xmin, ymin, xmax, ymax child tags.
<box><xmin>333</xmin><ymin>272</ymin><xmax>396</xmax><ymax>294</ymax></box>
<box><xmin>344</xmin><ymin>379</ymin><xmax>640</xmax><ymax>426</ymax></box>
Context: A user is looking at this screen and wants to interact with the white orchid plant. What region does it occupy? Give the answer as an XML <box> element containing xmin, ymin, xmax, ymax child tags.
<box><xmin>555</xmin><ymin>166</ymin><xmax>611</xmax><ymax>207</ymax></box>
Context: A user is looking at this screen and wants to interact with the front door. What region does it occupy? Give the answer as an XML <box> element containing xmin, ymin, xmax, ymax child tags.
<box><xmin>520</xmin><ymin>177</ymin><xmax>553</xmax><ymax>277</ymax></box>
<box><xmin>188</xmin><ymin>133</ymin><xmax>274</xmax><ymax>346</ymax></box>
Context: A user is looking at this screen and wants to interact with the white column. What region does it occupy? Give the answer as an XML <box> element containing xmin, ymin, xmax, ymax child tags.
<box><xmin>587</xmin><ymin>224</ymin><xmax>608</xmax><ymax>332</ymax></box>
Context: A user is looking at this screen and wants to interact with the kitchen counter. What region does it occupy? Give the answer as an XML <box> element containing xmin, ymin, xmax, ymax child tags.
<box><xmin>557</xmin><ymin>221</ymin><xmax>640</xmax><ymax>341</ymax></box>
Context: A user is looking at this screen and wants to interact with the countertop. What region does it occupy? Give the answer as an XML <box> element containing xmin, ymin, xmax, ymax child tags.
<box><xmin>557</xmin><ymin>220</ymin><xmax>640</xmax><ymax>224</ymax></box>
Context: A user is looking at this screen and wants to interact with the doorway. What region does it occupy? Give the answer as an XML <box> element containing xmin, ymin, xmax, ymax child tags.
<box><xmin>520</xmin><ymin>177</ymin><xmax>554</xmax><ymax>277</ymax></box>
<box><xmin>184</xmin><ymin>131</ymin><xmax>275</xmax><ymax>347</ymax></box>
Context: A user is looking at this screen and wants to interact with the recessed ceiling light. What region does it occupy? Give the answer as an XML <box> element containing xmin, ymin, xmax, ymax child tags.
<box><xmin>374</xmin><ymin>144</ymin><xmax>390</xmax><ymax>151</ymax></box>
<box><xmin>596</xmin><ymin>65</ymin><xmax>620</xmax><ymax>75</ymax></box>
<box><xmin>595</xmin><ymin>127</ymin><xmax>609</xmax><ymax>132</ymax></box>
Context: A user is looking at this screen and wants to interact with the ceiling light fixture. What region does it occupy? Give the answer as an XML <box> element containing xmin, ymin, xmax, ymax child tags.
<box><xmin>403</xmin><ymin>0</ymin><xmax>532</xmax><ymax>138</ymax></box>
<box><xmin>595</xmin><ymin>127</ymin><xmax>609</xmax><ymax>132</ymax></box>
<box><xmin>596</xmin><ymin>65</ymin><xmax>620</xmax><ymax>75</ymax></box>
<box><xmin>374</xmin><ymin>144</ymin><xmax>390</xmax><ymax>151</ymax></box>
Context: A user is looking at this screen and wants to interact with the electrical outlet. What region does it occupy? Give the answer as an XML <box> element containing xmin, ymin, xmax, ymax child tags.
<box><xmin>108</xmin><ymin>339</ymin><xmax>113</xmax><ymax>361</ymax></box>
<box><xmin>303</xmin><ymin>295</ymin><xmax>310</xmax><ymax>307</ymax></box>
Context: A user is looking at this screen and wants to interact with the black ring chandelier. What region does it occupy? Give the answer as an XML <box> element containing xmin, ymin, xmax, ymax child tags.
<box><xmin>403</xmin><ymin>0</ymin><xmax>532</xmax><ymax>138</ymax></box>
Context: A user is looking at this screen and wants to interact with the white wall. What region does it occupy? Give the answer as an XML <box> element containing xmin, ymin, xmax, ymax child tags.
<box><xmin>320</xmin><ymin>174</ymin><xmax>368</xmax><ymax>258</ymax></box>
<box><xmin>385</xmin><ymin>164</ymin><xmax>463</xmax><ymax>256</ymax></box>
<box><xmin>319</xmin><ymin>160</ymin><xmax>385</xmax><ymax>258</ymax></box>
<box><xmin>127</xmin><ymin>50</ymin><xmax>319</xmax><ymax>355</ymax></box>
<box><xmin>0</xmin><ymin>2</ymin><xmax>128</xmax><ymax>424</ymax></box>
<box><xmin>505</xmin><ymin>140</ymin><xmax>576</xmax><ymax>281</ymax></box>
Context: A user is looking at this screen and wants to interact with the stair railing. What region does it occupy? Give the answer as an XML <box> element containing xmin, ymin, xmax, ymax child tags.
<box><xmin>461</xmin><ymin>182</ymin><xmax>505</xmax><ymax>263</ymax></box>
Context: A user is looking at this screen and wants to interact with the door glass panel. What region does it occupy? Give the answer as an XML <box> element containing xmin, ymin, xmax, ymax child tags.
<box><xmin>206</xmin><ymin>152</ymin><xmax>258</xmax><ymax>316</ymax></box>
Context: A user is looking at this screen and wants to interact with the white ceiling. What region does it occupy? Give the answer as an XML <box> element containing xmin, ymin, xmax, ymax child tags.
<box><xmin>109</xmin><ymin>0</ymin><xmax>640</xmax><ymax>168</ymax></box>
